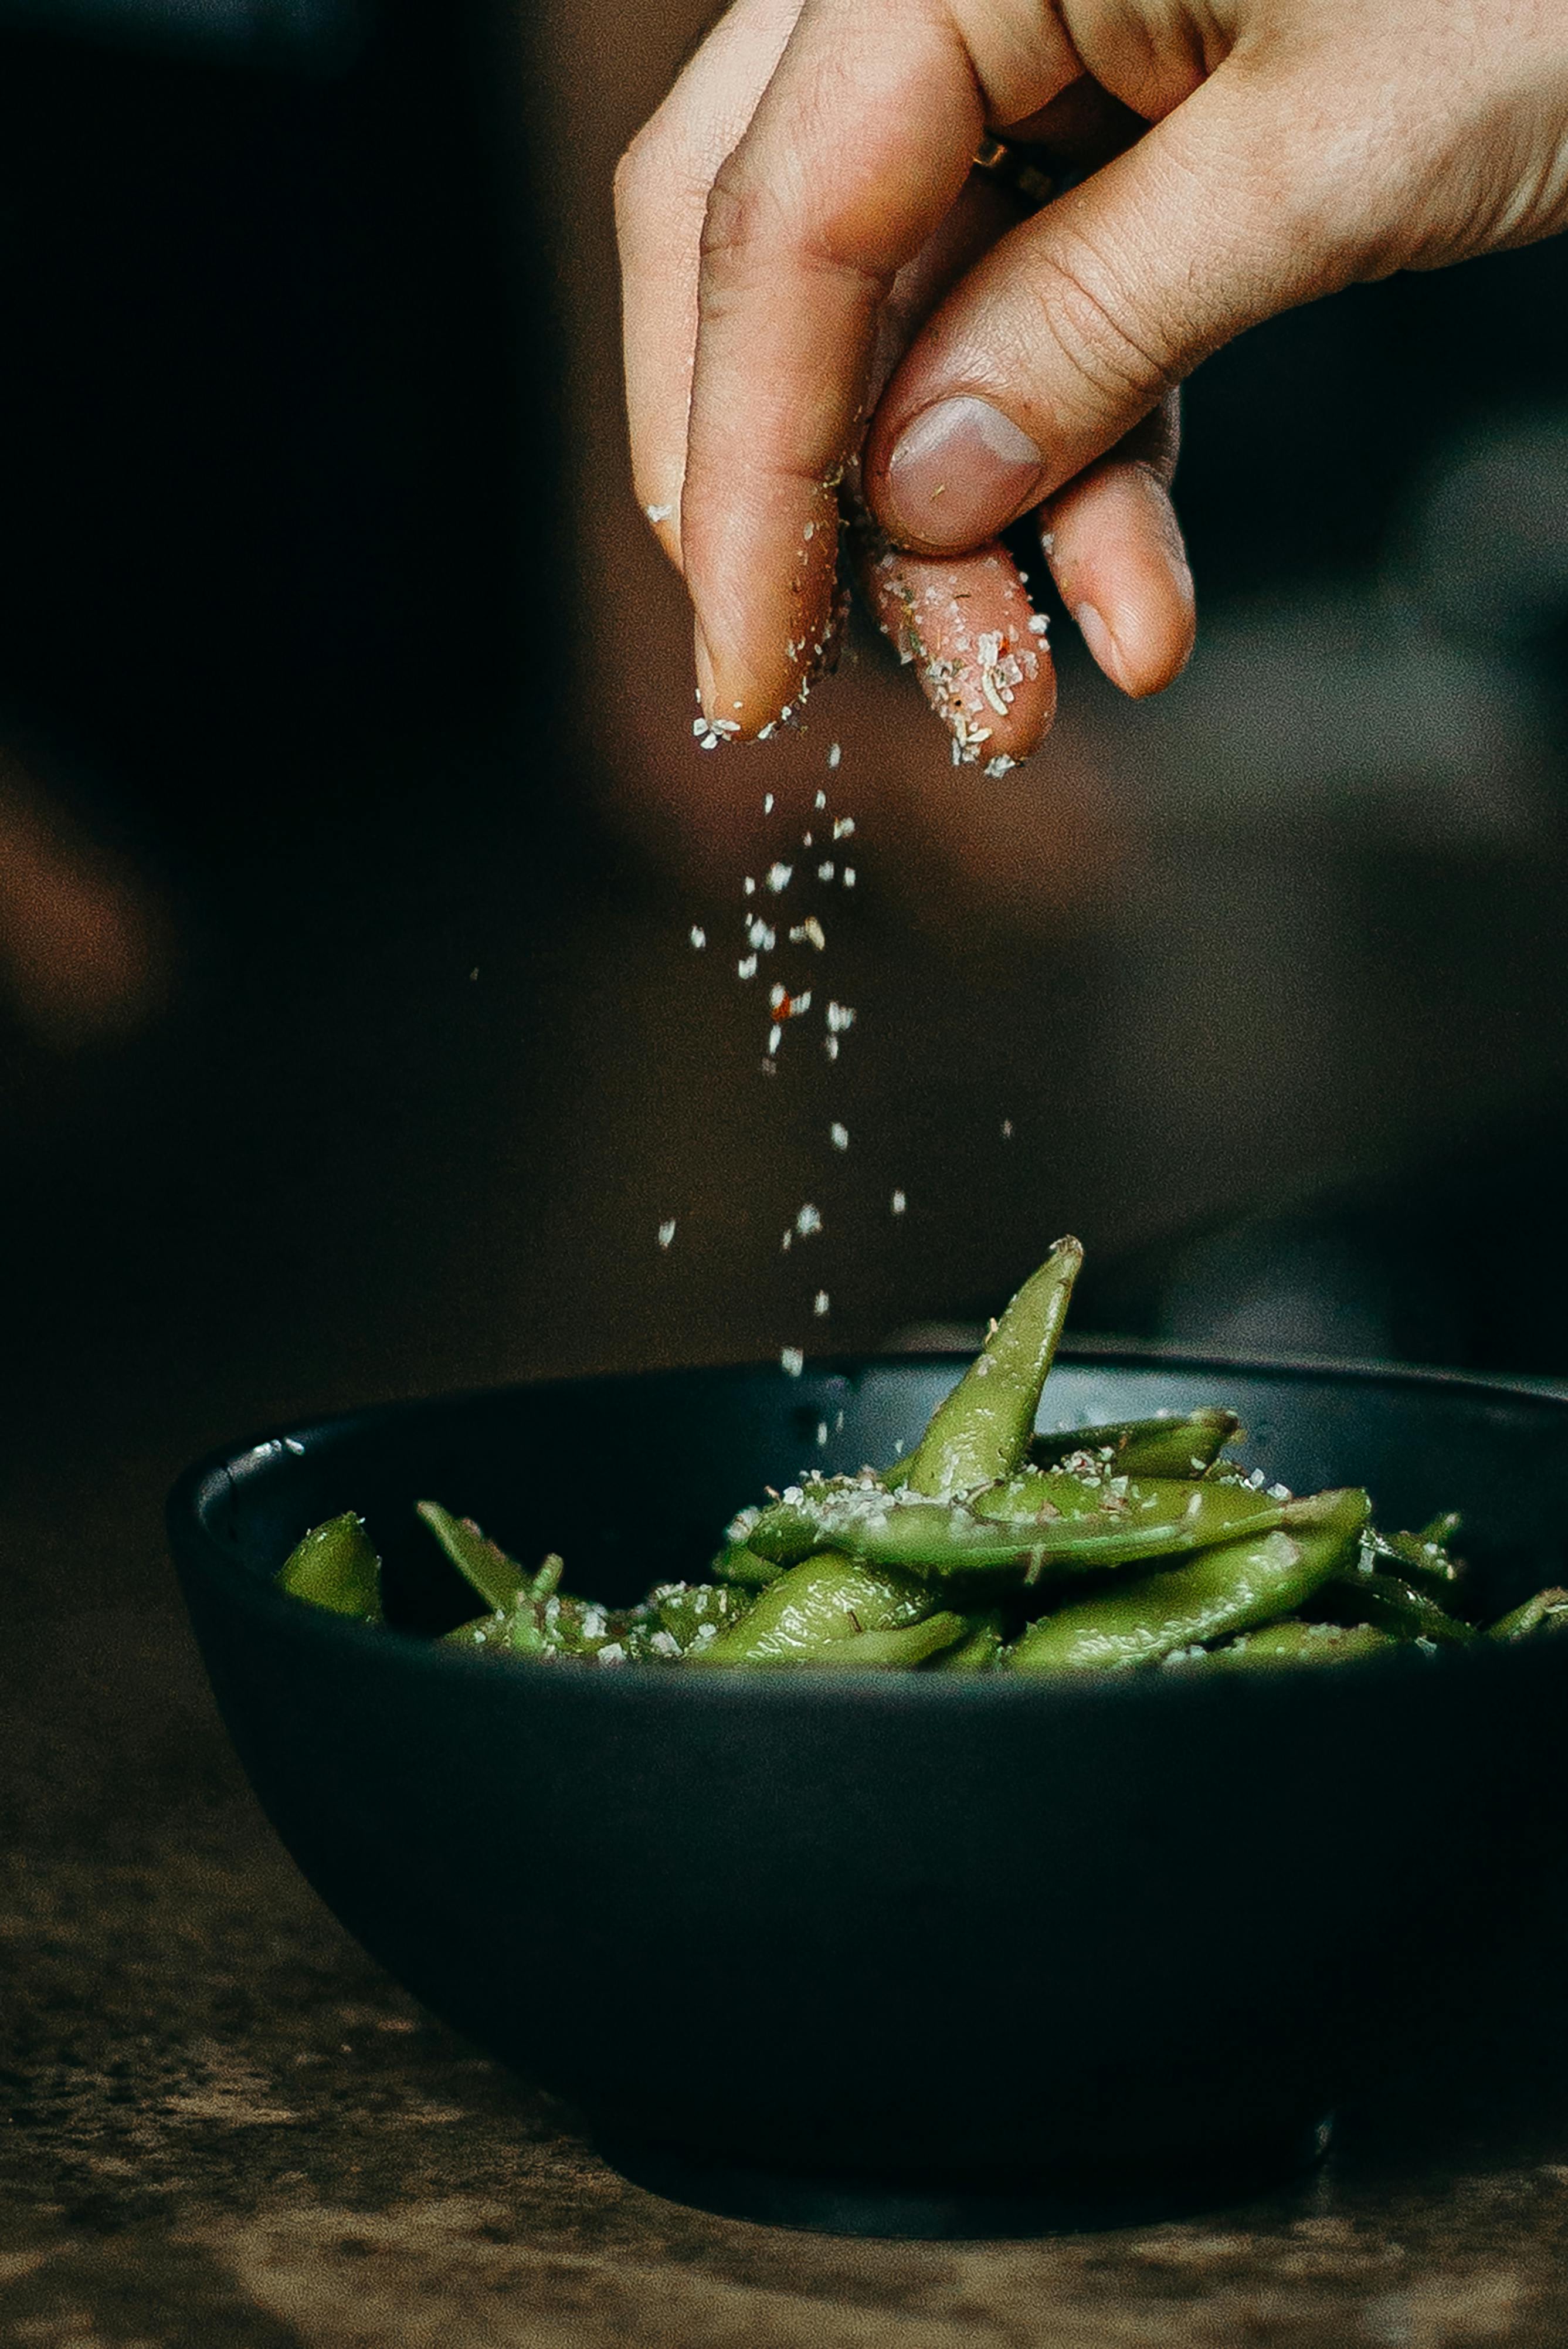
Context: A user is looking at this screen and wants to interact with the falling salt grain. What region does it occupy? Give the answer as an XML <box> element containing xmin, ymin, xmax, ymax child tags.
<box><xmin>796</xmin><ymin>1203</ymin><xmax>823</xmax><ymax>1236</ymax></box>
<box><xmin>646</xmin><ymin>503</ymin><xmax>673</xmax><ymax>523</ymax></box>
<box><xmin>790</xmin><ymin>917</ymin><xmax>826</xmax><ymax>950</ymax></box>
<box><xmin>824</xmin><ymin>1037</ymin><xmax>840</xmax><ymax>1061</ymax></box>
<box><xmin>826</xmin><ymin>1002</ymin><xmax>856</xmax><ymax>1033</ymax></box>
<box><xmin>1001</xmin><ymin>1119</ymin><xmax>1013</xmax><ymax>1140</ymax></box>
<box><xmin>780</xmin><ymin>1347</ymin><xmax>805</xmax><ymax>1378</ymax></box>
<box><xmin>827</xmin><ymin>743</ymin><xmax>841</xmax><ymax>769</ymax></box>
<box><xmin>817</xmin><ymin>860</ymin><xmax>835</xmax><ymax>882</ymax></box>
<box><xmin>765</xmin><ymin>862</ymin><xmax>793</xmax><ymax>893</ymax></box>
<box><xmin>744</xmin><ymin>877</ymin><xmax>756</xmax><ymax>896</ymax></box>
<box><xmin>657</xmin><ymin>1220</ymin><xmax>677</xmax><ymax>1249</ymax></box>
<box><xmin>814</xmin><ymin>1291</ymin><xmax>830</xmax><ymax>1317</ymax></box>
<box><xmin>815</xmin><ymin>1421</ymin><xmax>829</xmax><ymax>1446</ymax></box>
<box><xmin>690</xmin><ymin>926</ymin><xmax>707</xmax><ymax>950</ymax></box>
<box><xmin>738</xmin><ymin>954</ymin><xmax>758</xmax><ymax>979</ymax></box>
<box><xmin>830</xmin><ymin>1122</ymin><xmax>849</xmax><ymax>1150</ymax></box>
<box><xmin>814</xmin><ymin>789</ymin><xmax>827</xmax><ymax>809</ymax></box>
<box><xmin>842</xmin><ymin>867</ymin><xmax>856</xmax><ymax>888</ymax></box>
<box><xmin>832</xmin><ymin>816</ymin><xmax>855</xmax><ymax>840</ymax></box>
<box><xmin>891</xmin><ymin>1189</ymin><xmax>907</xmax><ymax>1215</ymax></box>
<box><xmin>763</xmin><ymin>792</ymin><xmax>775</xmax><ymax>814</ymax></box>
<box><xmin>768</xmin><ymin>1024</ymin><xmax>782</xmax><ymax>1054</ymax></box>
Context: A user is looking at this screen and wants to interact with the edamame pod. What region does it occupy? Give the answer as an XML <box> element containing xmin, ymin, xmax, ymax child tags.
<box><xmin>277</xmin><ymin>1511</ymin><xmax>383</xmax><ymax>1622</ymax></box>
<box><xmin>805</xmin><ymin>1614</ymin><xmax>969</xmax><ymax>1669</ymax></box>
<box><xmin>1384</xmin><ymin>1514</ymin><xmax>1462</xmax><ymax>1587</ymax></box>
<box><xmin>416</xmin><ymin>1500</ymin><xmax>527</xmax><ymax>1612</ymax></box>
<box><xmin>1030</xmin><ymin>1408</ymin><xmax>1242</xmax><ymax>1480</ymax></box>
<box><xmin>1006</xmin><ymin>1488</ymin><xmax>1370</xmax><ymax>1673</ymax></box>
<box><xmin>901</xmin><ymin>1238</ymin><xmax>1082</xmax><ymax>1498</ymax></box>
<box><xmin>1169</xmin><ymin>1619</ymin><xmax>1397</xmax><ymax>1669</ymax></box>
<box><xmin>932</xmin><ymin>1611</ymin><xmax>1005</xmax><ymax>1671</ymax></box>
<box><xmin>710</xmin><ymin>1540</ymin><xmax>783</xmax><ymax>1589</ymax></box>
<box><xmin>747</xmin><ymin>1476</ymin><xmax>1289</xmax><ymax>1581</ymax></box>
<box><xmin>689</xmin><ymin>1551</ymin><xmax>933</xmax><ymax>1666</ymax></box>
<box><xmin>1487</xmin><ymin>1588</ymin><xmax>1568</xmax><ymax>1641</ymax></box>
<box><xmin>1329</xmin><ymin>1566</ymin><xmax>1474</xmax><ymax>1645</ymax></box>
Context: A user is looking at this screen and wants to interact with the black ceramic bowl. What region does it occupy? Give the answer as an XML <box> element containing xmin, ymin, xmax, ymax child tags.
<box><xmin>170</xmin><ymin>1350</ymin><xmax>1568</xmax><ymax>2235</ymax></box>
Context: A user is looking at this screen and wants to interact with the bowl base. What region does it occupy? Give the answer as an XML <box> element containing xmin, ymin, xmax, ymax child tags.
<box><xmin>597</xmin><ymin>2113</ymin><xmax>1334</xmax><ymax>2240</ymax></box>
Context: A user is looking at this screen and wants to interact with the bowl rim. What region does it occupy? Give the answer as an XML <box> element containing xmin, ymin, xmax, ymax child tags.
<box><xmin>167</xmin><ymin>1342</ymin><xmax>1568</xmax><ymax>1711</ymax></box>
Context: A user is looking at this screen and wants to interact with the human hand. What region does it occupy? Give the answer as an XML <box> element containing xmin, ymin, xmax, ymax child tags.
<box><xmin>616</xmin><ymin>0</ymin><xmax>1568</xmax><ymax>762</ymax></box>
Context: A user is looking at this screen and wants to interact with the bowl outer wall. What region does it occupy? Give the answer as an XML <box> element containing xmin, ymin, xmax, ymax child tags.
<box><xmin>168</xmin><ymin>1351</ymin><xmax>1568</xmax><ymax>2181</ymax></box>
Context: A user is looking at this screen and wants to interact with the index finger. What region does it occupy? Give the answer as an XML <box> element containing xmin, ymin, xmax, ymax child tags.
<box><xmin>681</xmin><ymin>0</ymin><xmax>1074</xmax><ymax>734</ymax></box>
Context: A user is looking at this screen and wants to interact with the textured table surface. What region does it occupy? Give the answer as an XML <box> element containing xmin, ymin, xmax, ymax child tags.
<box><xmin>7</xmin><ymin>1460</ymin><xmax>1568</xmax><ymax>2349</ymax></box>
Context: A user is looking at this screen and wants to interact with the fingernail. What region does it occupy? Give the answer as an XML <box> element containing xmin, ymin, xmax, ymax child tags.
<box><xmin>885</xmin><ymin>396</ymin><xmax>1043</xmax><ymax>548</ymax></box>
<box><xmin>1074</xmin><ymin>601</ymin><xmax>1129</xmax><ymax>692</ymax></box>
<box><xmin>694</xmin><ymin>616</ymin><xmax>717</xmax><ymax>718</ymax></box>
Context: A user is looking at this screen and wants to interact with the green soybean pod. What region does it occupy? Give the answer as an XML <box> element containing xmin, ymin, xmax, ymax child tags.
<box><xmin>1330</xmin><ymin>1566</ymin><xmax>1474</xmax><ymax>1645</ymax></box>
<box><xmin>1487</xmin><ymin>1588</ymin><xmax>1568</xmax><ymax>1641</ymax></box>
<box><xmin>901</xmin><ymin>1237</ymin><xmax>1083</xmax><ymax>1499</ymax></box>
<box><xmin>1174</xmin><ymin>1619</ymin><xmax>1398</xmax><ymax>1670</ymax></box>
<box><xmin>710</xmin><ymin>1540</ymin><xmax>783</xmax><ymax>1589</ymax></box>
<box><xmin>804</xmin><ymin>1614</ymin><xmax>969</xmax><ymax>1670</ymax></box>
<box><xmin>748</xmin><ymin>1477</ymin><xmax>1288</xmax><ymax>1581</ymax></box>
<box><xmin>932</xmin><ymin>1611</ymin><xmax>1005</xmax><ymax>1671</ymax></box>
<box><xmin>416</xmin><ymin>1500</ymin><xmax>527</xmax><ymax>1613</ymax></box>
<box><xmin>1030</xmin><ymin>1408</ymin><xmax>1242</xmax><ymax>1480</ymax></box>
<box><xmin>1006</xmin><ymin>1488</ymin><xmax>1371</xmax><ymax>1673</ymax></box>
<box><xmin>277</xmin><ymin>1512</ymin><xmax>383</xmax><ymax>1622</ymax></box>
<box><xmin>688</xmin><ymin>1551</ymin><xmax>933</xmax><ymax>1666</ymax></box>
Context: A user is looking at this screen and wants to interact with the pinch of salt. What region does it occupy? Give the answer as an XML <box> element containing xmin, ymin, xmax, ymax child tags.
<box><xmin>780</xmin><ymin>1347</ymin><xmax>805</xmax><ymax>1377</ymax></box>
<box><xmin>830</xmin><ymin>1122</ymin><xmax>849</xmax><ymax>1150</ymax></box>
<box><xmin>690</xmin><ymin>926</ymin><xmax>706</xmax><ymax>949</ymax></box>
<box><xmin>657</xmin><ymin>1220</ymin><xmax>676</xmax><ymax>1248</ymax></box>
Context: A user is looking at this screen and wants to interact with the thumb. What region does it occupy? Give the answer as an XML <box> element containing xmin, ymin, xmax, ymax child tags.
<box><xmin>866</xmin><ymin>63</ymin><xmax>1357</xmax><ymax>550</ymax></box>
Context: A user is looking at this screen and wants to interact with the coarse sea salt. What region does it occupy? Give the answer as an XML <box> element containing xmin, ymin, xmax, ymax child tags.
<box><xmin>657</xmin><ymin>1219</ymin><xmax>676</xmax><ymax>1249</ymax></box>
<box><xmin>780</xmin><ymin>1347</ymin><xmax>805</xmax><ymax>1378</ymax></box>
<box><xmin>690</xmin><ymin>926</ymin><xmax>706</xmax><ymax>949</ymax></box>
<box><xmin>830</xmin><ymin>1122</ymin><xmax>849</xmax><ymax>1150</ymax></box>
<box><xmin>891</xmin><ymin>1189</ymin><xmax>907</xmax><ymax>1215</ymax></box>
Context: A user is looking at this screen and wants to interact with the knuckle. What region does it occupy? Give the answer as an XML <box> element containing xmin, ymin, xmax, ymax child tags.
<box><xmin>1028</xmin><ymin>235</ymin><xmax>1182</xmax><ymax>411</ymax></box>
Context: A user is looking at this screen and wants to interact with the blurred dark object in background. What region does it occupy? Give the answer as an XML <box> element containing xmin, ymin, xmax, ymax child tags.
<box><xmin>0</xmin><ymin>0</ymin><xmax>364</xmax><ymax>66</ymax></box>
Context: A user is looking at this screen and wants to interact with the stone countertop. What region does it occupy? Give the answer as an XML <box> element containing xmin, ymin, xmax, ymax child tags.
<box><xmin>7</xmin><ymin>1474</ymin><xmax>1568</xmax><ymax>2348</ymax></box>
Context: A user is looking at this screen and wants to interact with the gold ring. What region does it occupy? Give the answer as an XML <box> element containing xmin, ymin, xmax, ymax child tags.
<box><xmin>971</xmin><ymin>135</ymin><xmax>1058</xmax><ymax>211</ymax></box>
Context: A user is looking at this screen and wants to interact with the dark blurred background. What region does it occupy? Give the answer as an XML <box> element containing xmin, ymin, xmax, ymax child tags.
<box><xmin>5</xmin><ymin>0</ymin><xmax>1568</xmax><ymax>1622</ymax></box>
